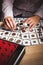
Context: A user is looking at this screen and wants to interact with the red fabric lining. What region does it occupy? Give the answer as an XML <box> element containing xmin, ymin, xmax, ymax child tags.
<box><xmin>0</xmin><ymin>40</ymin><xmax>18</xmax><ymax>65</ymax></box>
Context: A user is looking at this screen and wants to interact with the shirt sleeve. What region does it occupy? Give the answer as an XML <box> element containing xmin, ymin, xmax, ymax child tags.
<box><xmin>2</xmin><ymin>0</ymin><xmax>14</xmax><ymax>19</ymax></box>
<box><xmin>34</xmin><ymin>4</ymin><xmax>43</xmax><ymax>19</ymax></box>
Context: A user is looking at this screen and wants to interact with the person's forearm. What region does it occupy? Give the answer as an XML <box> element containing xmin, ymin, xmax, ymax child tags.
<box><xmin>34</xmin><ymin>4</ymin><xmax>43</xmax><ymax>19</ymax></box>
<box><xmin>2</xmin><ymin>0</ymin><xmax>14</xmax><ymax>19</ymax></box>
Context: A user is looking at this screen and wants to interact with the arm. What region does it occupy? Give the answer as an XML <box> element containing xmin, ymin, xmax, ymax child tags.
<box><xmin>2</xmin><ymin>0</ymin><xmax>16</xmax><ymax>30</ymax></box>
<box><xmin>2</xmin><ymin>0</ymin><xmax>14</xmax><ymax>18</ymax></box>
<box><xmin>24</xmin><ymin>3</ymin><xmax>43</xmax><ymax>31</ymax></box>
<box><xmin>34</xmin><ymin>4</ymin><xmax>43</xmax><ymax>19</ymax></box>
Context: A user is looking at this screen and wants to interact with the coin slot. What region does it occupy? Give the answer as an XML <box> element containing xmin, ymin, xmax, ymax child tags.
<box><xmin>16</xmin><ymin>23</ymin><xmax>19</xmax><ymax>27</ymax></box>
<box><xmin>16</xmin><ymin>27</ymin><xmax>18</xmax><ymax>30</ymax></box>
<box><xmin>27</xmin><ymin>24</ymin><xmax>29</xmax><ymax>26</ymax></box>
<box><xmin>5</xmin><ymin>32</ymin><xmax>8</xmax><ymax>35</ymax></box>
<box><xmin>24</xmin><ymin>35</ymin><xmax>27</xmax><ymax>38</ymax></box>
<box><xmin>22</xmin><ymin>29</ymin><xmax>25</xmax><ymax>32</ymax></box>
<box><xmin>1</xmin><ymin>53</ymin><xmax>4</xmax><ymax>56</ymax></box>
<box><xmin>1</xmin><ymin>33</ymin><xmax>3</xmax><ymax>35</ymax></box>
<box><xmin>25</xmin><ymin>41</ymin><xmax>28</xmax><ymax>44</ymax></box>
<box><xmin>12</xmin><ymin>33</ymin><xmax>16</xmax><ymax>36</ymax></box>
<box><xmin>40</xmin><ymin>38</ymin><xmax>43</xmax><ymax>42</ymax></box>
<box><xmin>9</xmin><ymin>38</ymin><xmax>14</xmax><ymax>41</ymax></box>
<box><xmin>33</xmin><ymin>41</ymin><xmax>36</xmax><ymax>43</ymax></box>
<box><xmin>0</xmin><ymin>47</ymin><xmax>2</xmax><ymax>49</ymax></box>
<box><xmin>19</xmin><ymin>22</ymin><xmax>23</xmax><ymax>25</ymax></box>
<box><xmin>2</xmin><ymin>37</ymin><xmax>6</xmax><ymax>40</ymax></box>
<box><xmin>16</xmin><ymin>40</ymin><xmax>21</xmax><ymax>43</ymax></box>
<box><xmin>31</xmin><ymin>35</ymin><xmax>35</xmax><ymax>37</ymax></box>
<box><xmin>5</xmin><ymin>48</ymin><xmax>8</xmax><ymax>51</ymax></box>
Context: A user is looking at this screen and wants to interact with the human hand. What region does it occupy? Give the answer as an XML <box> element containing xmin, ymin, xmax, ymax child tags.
<box><xmin>4</xmin><ymin>16</ymin><xmax>16</xmax><ymax>30</ymax></box>
<box><xmin>24</xmin><ymin>15</ymin><xmax>40</xmax><ymax>31</ymax></box>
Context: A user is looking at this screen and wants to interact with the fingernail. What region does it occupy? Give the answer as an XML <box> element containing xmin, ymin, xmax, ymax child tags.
<box><xmin>29</xmin><ymin>29</ymin><xmax>33</xmax><ymax>32</ymax></box>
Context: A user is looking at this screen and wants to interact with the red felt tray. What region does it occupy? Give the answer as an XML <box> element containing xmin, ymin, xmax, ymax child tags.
<box><xmin>0</xmin><ymin>39</ymin><xmax>18</xmax><ymax>65</ymax></box>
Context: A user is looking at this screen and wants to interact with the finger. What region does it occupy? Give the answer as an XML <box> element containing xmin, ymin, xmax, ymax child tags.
<box><xmin>25</xmin><ymin>27</ymin><xmax>30</xmax><ymax>31</ymax></box>
<box><xmin>7</xmin><ymin>18</ymin><xmax>13</xmax><ymax>29</ymax></box>
<box><xmin>23</xmin><ymin>18</ymin><xmax>31</xmax><ymax>23</ymax></box>
<box><xmin>5</xmin><ymin>24</ymin><xmax>15</xmax><ymax>31</ymax></box>
<box><xmin>27</xmin><ymin>20</ymin><xmax>32</xmax><ymax>24</ymax></box>
<box><xmin>10</xmin><ymin>18</ymin><xmax>16</xmax><ymax>29</ymax></box>
<box><xmin>29</xmin><ymin>24</ymin><xmax>35</xmax><ymax>31</ymax></box>
<box><xmin>4</xmin><ymin>24</ymin><xmax>9</xmax><ymax>29</ymax></box>
<box><xmin>5</xmin><ymin>20</ymin><xmax>11</xmax><ymax>29</ymax></box>
<box><xmin>29</xmin><ymin>22</ymin><xmax>33</xmax><ymax>28</ymax></box>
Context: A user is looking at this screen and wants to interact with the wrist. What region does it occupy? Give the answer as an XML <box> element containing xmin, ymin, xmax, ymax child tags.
<box><xmin>34</xmin><ymin>15</ymin><xmax>41</xmax><ymax>19</ymax></box>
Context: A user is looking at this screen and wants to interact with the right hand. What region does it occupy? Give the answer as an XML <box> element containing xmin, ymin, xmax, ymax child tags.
<box><xmin>4</xmin><ymin>16</ymin><xmax>16</xmax><ymax>30</ymax></box>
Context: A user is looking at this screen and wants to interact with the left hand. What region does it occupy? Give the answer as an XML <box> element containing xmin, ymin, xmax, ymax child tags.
<box><xmin>24</xmin><ymin>15</ymin><xmax>40</xmax><ymax>31</ymax></box>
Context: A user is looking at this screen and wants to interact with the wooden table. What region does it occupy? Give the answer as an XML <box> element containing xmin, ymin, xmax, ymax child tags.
<box><xmin>19</xmin><ymin>44</ymin><xmax>43</xmax><ymax>65</ymax></box>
